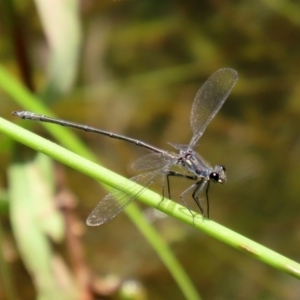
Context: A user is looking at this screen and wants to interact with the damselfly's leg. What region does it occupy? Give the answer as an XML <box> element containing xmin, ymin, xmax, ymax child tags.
<box><xmin>157</xmin><ymin>171</ymin><xmax>197</xmax><ymax>210</ymax></box>
<box><xmin>166</xmin><ymin>171</ymin><xmax>197</xmax><ymax>199</ymax></box>
<box><xmin>205</xmin><ymin>181</ymin><xmax>210</xmax><ymax>218</ymax></box>
<box><xmin>192</xmin><ymin>180</ymin><xmax>210</xmax><ymax>218</ymax></box>
<box><xmin>177</xmin><ymin>179</ymin><xmax>209</xmax><ymax>222</ymax></box>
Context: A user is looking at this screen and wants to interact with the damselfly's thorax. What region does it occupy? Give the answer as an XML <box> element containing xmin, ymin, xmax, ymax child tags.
<box><xmin>177</xmin><ymin>150</ymin><xmax>207</xmax><ymax>176</ymax></box>
<box><xmin>173</xmin><ymin>144</ymin><xmax>227</xmax><ymax>184</ymax></box>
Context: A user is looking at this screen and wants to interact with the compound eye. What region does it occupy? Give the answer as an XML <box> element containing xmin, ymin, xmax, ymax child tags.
<box><xmin>209</xmin><ymin>172</ymin><xmax>219</xmax><ymax>182</ymax></box>
<box><xmin>220</xmin><ymin>165</ymin><xmax>226</xmax><ymax>172</ymax></box>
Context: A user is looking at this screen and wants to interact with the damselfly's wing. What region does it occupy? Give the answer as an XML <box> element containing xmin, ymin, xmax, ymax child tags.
<box><xmin>189</xmin><ymin>68</ymin><xmax>238</xmax><ymax>149</ymax></box>
<box><xmin>86</xmin><ymin>166</ymin><xmax>172</xmax><ymax>226</ymax></box>
<box><xmin>131</xmin><ymin>152</ymin><xmax>176</xmax><ymax>170</ymax></box>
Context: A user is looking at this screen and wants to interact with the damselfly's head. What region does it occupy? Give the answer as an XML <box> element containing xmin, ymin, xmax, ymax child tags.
<box><xmin>209</xmin><ymin>165</ymin><xmax>227</xmax><ymax>184</ymax></box>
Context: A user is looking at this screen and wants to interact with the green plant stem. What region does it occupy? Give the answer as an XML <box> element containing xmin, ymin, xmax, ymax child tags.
<box><xmin>1</xmin><ymin>115</ymin><xmax>300</xmax><ymax>282</ymax></box>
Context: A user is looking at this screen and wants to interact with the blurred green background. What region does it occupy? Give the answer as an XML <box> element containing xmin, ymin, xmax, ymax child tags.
<box><xmin>1</xmin><ymin>0</ymin><xmax>300</xmax><ymax>299</ymax></box>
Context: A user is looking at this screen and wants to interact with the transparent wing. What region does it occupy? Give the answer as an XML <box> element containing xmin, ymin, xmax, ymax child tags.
<box><xmin>132</xmin><ymin>152</ymin><xmax>174</xmax><ymax>170</ymax></box>
<box><xmin>86</xmin><ymin>167</ymin><xmax>170</xmax><ymax>226</ymax></box>
<box><xmin>189</xmin><ymin>68</ymin><xmax>238</xmax><ymax>148</ymax></box>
